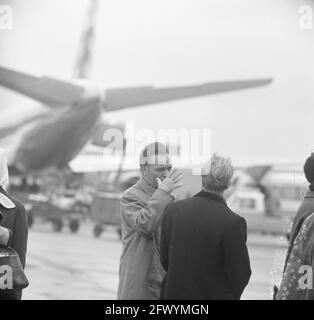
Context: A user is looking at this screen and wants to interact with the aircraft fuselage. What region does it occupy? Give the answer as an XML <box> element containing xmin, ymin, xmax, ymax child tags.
<box><xmin>10</xmin><ymin>93</ymin><xmax>102</xmax><ymax>173</ymax></box>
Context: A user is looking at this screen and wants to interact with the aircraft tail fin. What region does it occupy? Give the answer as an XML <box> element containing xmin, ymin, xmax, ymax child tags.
<box><xmin>72</xmin><ymin>0</ymin><xmax>99</xmax><ymax>79</ymax></box>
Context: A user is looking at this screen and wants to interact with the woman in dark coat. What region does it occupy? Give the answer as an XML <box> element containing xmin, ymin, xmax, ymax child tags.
<box><xmin>0</xmin><ymin>149</ymin><xmax>28</xmax><ymax>300</ymax></box>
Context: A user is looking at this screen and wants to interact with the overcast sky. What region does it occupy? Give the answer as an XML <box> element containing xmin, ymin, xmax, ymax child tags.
<box><xmin>0</xmin><ymin>0</ymin><xmax>314</xmax><ymax>162</ymax></box>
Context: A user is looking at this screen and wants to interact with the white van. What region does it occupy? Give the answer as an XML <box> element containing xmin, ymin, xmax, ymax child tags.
<box><xmin>228</xmin><ymin>187</ymin><xmax>292</xmax><ymax>236</ymax></box>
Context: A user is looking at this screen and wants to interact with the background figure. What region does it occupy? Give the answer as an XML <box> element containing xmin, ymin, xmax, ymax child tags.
<box><xmin>276</xmin><ymin>212</ymin><xmax>314</xmax><ymax>300</ymax></box>
<box><xmin>160</xmin><ymin>153</ymin><xmax>251</xmax><ymax>300</ymax></box>
<box><xmin>0</xmin><ymin>149</ymin><xmax>28</xmax><ymax>300</ymax></box>
<box><xmin>275</xmin><ymin>153</ymin><xmax>314</xmax><ymax>300</ymax></box>
<box><xmin>117</xmin><ymin>142</ymin><xmax>182</xmax><ymax>299</ymax></box>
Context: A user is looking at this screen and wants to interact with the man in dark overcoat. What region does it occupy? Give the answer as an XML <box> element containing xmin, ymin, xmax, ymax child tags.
<box><xmin>160</xmin><ymin>154</ymin><xmax>251</xmax><ymax>300</ymax></box>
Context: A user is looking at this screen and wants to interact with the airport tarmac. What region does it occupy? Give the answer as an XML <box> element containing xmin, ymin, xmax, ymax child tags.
<box><xmin>22</xmin><ymin>221</ymin><xmax>288</xmax><ymax>300</ymax></box>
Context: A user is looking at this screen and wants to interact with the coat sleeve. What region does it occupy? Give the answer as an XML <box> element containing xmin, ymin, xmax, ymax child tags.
<box><xmin>222</xmin><ymin>217</ymin><xmax>251</xmax><ymax>300</ymax></box>
<box><xmin>121</xmin><ymin>188</ymin><xmax>174</xmax><ymax>236</ymax></box>
<box><xmin>8</xmin><ymin>200</ymin><xmax>28</xmax><ymax>269</ymax></box>
<box><xmin>160</xmin><ymin>203</ymin><xmax>171</xmax><ymax>271</ymax></box>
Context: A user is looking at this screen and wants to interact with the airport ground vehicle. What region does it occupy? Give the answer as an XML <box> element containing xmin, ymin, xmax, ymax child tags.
<box><xmin>90</xmin><ymin>192</ymin><xmax>122</xmax><ymax>238</ymax></box>
<box><xmin>228</xmin><ymin>188</ymin><xmax>294</xmax><ymax>237</ymax></box>
<box><xmin>24</xmin><ymin>192</ymin><xmax>89</xmax><ymax>233</ymax></box>
<box><xmin>9</xmin><ymin>174</ymin><xmax>92</xmax><ymax>232</ymax></box>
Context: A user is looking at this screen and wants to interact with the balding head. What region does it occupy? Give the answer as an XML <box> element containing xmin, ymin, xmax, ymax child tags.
<box><xmin>139</xmin><ymin>142</ymin><xmax>172</xmax><ymax>188</ymax></box>
<box><xmin>139</xmin><ymin>142</ymin><xmax>170</xmax><ymax>167</ymax></box>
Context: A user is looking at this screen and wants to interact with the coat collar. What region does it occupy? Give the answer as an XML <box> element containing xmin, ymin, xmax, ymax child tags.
<box><xmin>135</xmin><ymin>177</ymin><xmax>157</xmax><ymax>196</ymax></box>
<box><xmin>193</xmin><ymin>189</ymin><xmax>227</xmax><ymax>207</ymax></box>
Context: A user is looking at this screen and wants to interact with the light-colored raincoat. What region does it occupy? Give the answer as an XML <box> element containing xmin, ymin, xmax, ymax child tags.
<box><xmin>117</xmin><ymin>177</ymin><xmax>174</xmax><ymax>299</ymax></box>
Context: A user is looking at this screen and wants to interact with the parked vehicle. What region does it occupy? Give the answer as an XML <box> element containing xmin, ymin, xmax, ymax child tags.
<box><xmin>228</xmin><ymin>187</ymin><xmax>293</xmax><ymax>237</ymax></box>
<box><xmin>24</xmin><ymin>192</ymin><xmax>87</xmax><ymax>233</ymax></box>
<box><xmin>90</xmin><ymin>192</ymin><xmax>122</xmax><ymax>239</ymax></box>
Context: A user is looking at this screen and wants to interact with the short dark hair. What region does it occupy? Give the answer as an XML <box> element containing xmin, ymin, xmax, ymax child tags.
<box><xmin>304</xmin><ymin>153</ymin><xmax>314</xmax><ymax>183</ymax></box>
<box><xmin>139</xmin><ymin>142</ymin><xmax>169</xmax><ymax>166</ymax></box>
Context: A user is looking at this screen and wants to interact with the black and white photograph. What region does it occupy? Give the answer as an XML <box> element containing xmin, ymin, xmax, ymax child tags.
<box><xmin>0</xmin><ymin>0</ymin><xmax>314</xmax><ymax>303</ymax></box>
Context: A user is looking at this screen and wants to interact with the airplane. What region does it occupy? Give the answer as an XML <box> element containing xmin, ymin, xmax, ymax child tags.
<box><xmin>0</xmin><ymin>0</ymin><xmax>275</xmax><ymax>234</ymax></box>
<box><xmin>0</xmin><ymin>68</ymin><xmax>273</xmax><ymax>233</ymax></box>
<box><xmin>0</xmin><ymin>0</ymin><xmax>273</xmax><ymax>175</ymax></box>
<box><xmin>0</xmin><ymin>67</ymin><xmax>273</xmax><ymax>175</ymax></box>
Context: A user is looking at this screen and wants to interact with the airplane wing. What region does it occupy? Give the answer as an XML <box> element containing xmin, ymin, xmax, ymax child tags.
<box><xmin>0</xmin><ymin>66</ymin><xmax>85</xmax><ymax>107</ymax></box>
<box><xmin>0</xmin><ymin>65</ymin><xmax>272</xmax><ymax>110</ymax></box>
<box><xmin>104</xmin><ymin>78</ymin><xmax>272</xmax><ymax>111</ymax></box>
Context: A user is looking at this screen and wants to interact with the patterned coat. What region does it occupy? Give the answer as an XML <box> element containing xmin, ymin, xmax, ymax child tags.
<box><xmin>276</xmin><ymin>191</ymin><xmax>314</xmax><ymax>300</ymax></box>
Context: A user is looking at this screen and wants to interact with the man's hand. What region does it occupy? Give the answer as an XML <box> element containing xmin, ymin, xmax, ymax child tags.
<box><xmin>157</xmin><ymin>169</ymin><xmax>183</xmax><ymax>194</ymax></box>
<box><xmin>0</xmin><ymin>226</ymin><xmax>10</xmax><ymax>246</ymax></box>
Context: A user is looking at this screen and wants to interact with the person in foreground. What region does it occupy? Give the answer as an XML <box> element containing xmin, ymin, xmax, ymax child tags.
<box><xmin>117</xmin><ymin>142</ymin><xmax>183</xmax><ymax>299</ymax></box>
<box><xmin>275</xmin><ymin>153</ymin><xmax>314</xmax><ymax>300</ymax></box>
<box><xmin>0</xmin><ymin>149</ymin><xmax>28</xmax><ymax>300</ymax></box>
<box><xmin>160</xmin><ymin>153</ymin><xmax>251</xmax><ymax>300</ymax></box>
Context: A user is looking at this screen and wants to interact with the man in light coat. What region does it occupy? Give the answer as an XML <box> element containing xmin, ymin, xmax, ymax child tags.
<box><xmin>117</xmin><ymin>142</ymin><xmax>182</xmax><ymax>299</ymax></box>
